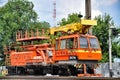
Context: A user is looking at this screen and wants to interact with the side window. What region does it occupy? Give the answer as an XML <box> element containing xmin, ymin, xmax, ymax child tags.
<box><xmin>60</xmin><ymin>39</ymin><xmax>66</xmax><ymax>49</ymax></box>
<box><xmin>75</xmin><ymin>38</ymin><xmax>78</xmax><ymax>48</ymax></box>
<box><xmin>55</xmin><ymin>40</ymin><xmax>58</xmax><ymax>50</ymax></box>
<box><xmin>90</xmin><ymin>38</ymin><xmax>99</xmax><ymax>49</ymax></box>
<box><xmin>66</xmin><ymin>38</ymin><xmax>74</xmax><ymax>49</ymax></box>
<box><xmin>80</xmin><ymin>37</ymin><xmax>88</xmax><ymax>48</ymax></box>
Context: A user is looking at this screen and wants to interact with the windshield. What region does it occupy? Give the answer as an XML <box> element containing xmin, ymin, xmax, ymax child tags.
<box><xmin>60</xmin><ymin>39</ymin><xmax>66</xmax><ymax>49</ymax></box>
<box><xmin>90</xmin><ymin>38</ymin><xmax>99</xmax><ymax>49</ymax></box>
<box><xmin>66</xmin><ymin>38</ymin><xmax>74</xmax><ymax>49</ymax></box>
<box><xmin>79</xmin><ymin>37</ymin><xmax>88</xmax><ymax>48</ymax></box>
<box><xmin>55</xmin><ymin>40</ymin><xmax>58</xmax><ymax>50</ymax></box>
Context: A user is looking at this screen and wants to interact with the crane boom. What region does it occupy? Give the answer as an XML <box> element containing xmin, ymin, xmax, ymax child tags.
<box><xmin>50</xmin><ymin>19</ymin><xmax>97</xmax><ymax>35</ymax></box>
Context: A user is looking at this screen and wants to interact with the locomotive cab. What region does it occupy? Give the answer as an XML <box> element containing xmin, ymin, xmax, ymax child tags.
<box><xmin>54</xmin><ymin>34</ymin><xmax>102</xmax><ymax>64</ymax></box>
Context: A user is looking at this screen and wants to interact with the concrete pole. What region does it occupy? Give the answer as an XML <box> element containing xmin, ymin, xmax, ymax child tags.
<box><xmin>109</xmin><ymin>27</ymin><xmax>112</xmax><ymax>77</ymax></box>
<box><xmin>85</xmin><ymin>0</ymin><xmax>91</xmax><ymax>19</ymax></box>
<box><xmin>85</xmin><ymin>0</ymin><xmax>92</xmax><ymax>34</ymax></box>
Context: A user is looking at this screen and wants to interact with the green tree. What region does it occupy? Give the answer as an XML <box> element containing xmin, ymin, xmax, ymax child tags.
<box><xmin>112</xmin><ymin>42</ymin><xmax>120</xmax><ymax>58</ymax></box>
<box><xmin>92</xmin><ymin>13</ymin><xmax>120</xmax><ymax>62</ymax></box>
<box><xmin>93</xmin><ymin>14</ymin><xmax>111</xmax><ymax>62</ymax></box>
<box><xmin>29</xmin><ymin>21</ymin><xmax>50</xmax><ymax>34</ymax></box>
<box><xmin>0</xmin><ymin>0</ymin><xmax>37</xmax><ymax>44</ymax></box>
<box><xmin>59</xmin><ymin>13</ymin><xmax>80</xmax><ymax>26</ymax></box>
<box><xmin>112</xmin><ymin>28</ymin><xmax>120</xmax><ymax>59</ymax></box>
<box><xmin>112</xmin><ymin>27</ymin><xmax>120</xmax><ymax>41</ymax></box>
<box><xmin>0</xmin><ymin>0</ymin><xmax>38</xmax><ymax>65</ymax></box>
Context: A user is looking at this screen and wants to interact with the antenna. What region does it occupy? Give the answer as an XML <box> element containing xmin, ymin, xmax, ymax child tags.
<box><xmin>53</xmin><ymin>0</ymin><xmax>56</xmax><ymax>27</ymax></box>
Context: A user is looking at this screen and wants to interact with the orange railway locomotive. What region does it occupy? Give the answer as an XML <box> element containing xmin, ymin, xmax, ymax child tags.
<box><xmin>4</xmin><ymin>19</ymin><xmax>102</xmax><ymax>76</ymax></box>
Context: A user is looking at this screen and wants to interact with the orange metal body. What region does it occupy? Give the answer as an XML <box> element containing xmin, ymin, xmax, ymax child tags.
<box><xmin>4</xmin><ymin>28</ymin><xmax>102</xmax><ymax>77</ymax></box>
<box><xmin>4</xmin><ymin>17</ymin><xmax>102</xmax><ymax>76</ymax></box>
<box><xmin>10</xmin><ymin>44</ymin><xmax>55</xmax><ymax>66</ymax></box>
<box><xmin>8</xmin><ymin>33</ymin><xmax>102</xmax><ymax>66</ymax></box>
<box><xmin>7</xmin><ymin>29</ymin><xmax>54</xmax><ymax>66</ymax></box>
<box><xmin>10</xmin><ymin>45</ymin><xmax>55</xmax><ymax>66</ymax></box>
<box><xmin>53</xmin><ymin>34</ymin><xmax>102</xmax><ymax>62</ymax></box>
<box><xmin>5</xmin><ymin>29</ymin><xmax>102</xmax><ymax>69</ymax></box>
<box><xmin>10</xmin><ymin>51</ymin><xmax>37</xmax><ymax>66</ymax></box>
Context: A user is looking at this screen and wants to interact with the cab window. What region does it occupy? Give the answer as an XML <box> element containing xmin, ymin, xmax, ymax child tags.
<box><xmin>55</xmin><ymin>40</ymin><xmax>58</xmax><ymax>50</ymax></box>
<box><xmin>80</xmin><ymin>37</ymin><xmax>88</xmax><ymax>48</ymax></box>
<box><xmin>60</xmin><ymin>39</ymin><xmax>66</xmax><ymax>49</ymax></box>
<box><xmin>75</xmin><ymin>38</ymin><xmax>78</xmax><ymax>48</ymax></box>
<box><xmin>66</xmin><ymin>38</ymin><xmax>74</xmax><ymax>49</ymax></box>
<box><xmin>90</xmin><ymin>38</ymin><xmax>99</xmax><ymax>49</ymax></box>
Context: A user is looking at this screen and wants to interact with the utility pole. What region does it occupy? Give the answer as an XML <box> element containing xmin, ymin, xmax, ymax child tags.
<box><xmin>109</xmin><ymin>26</ymin><xmax>113</xmax><ymax>77</ymax></box>
<box><xmin>85</xmin><ymin>0</ymin><xmax>92</xmax><ymax>34</ymax></box>
<box><xmin>85</xmin><ymin>0</ymin><xmax>91</xmax><ymax>19</ymax></box>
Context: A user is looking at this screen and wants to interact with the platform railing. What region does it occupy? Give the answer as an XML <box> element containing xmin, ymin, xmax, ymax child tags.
<box><xmin>16</xmin><ymin>28</ymin><xmax>49</xmax><ymax>41</ymax></box>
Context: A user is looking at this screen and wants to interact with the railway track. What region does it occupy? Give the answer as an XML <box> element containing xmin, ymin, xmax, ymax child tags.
<box><xmin>0</xmin><ymin>76</ymin><xmax>120</xmax><ymax>80</ymax></box>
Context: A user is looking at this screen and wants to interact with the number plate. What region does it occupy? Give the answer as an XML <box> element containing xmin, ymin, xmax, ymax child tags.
<box><xmin>69</xmin><ymin>56</ymin><xmax>77</xmax><ymax>60</ymax></box>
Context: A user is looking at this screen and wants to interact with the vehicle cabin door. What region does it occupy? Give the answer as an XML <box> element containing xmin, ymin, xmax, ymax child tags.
<box><xmin>89</xmin><ymin>37</ymin><xmax>101</xmax><ymax>60</ymax></box>
<box><xmin>54</xmin><ymin>37</ymin><xmax>75</xmax><ymax>61</ymax></box>
<box><xmin>77</xmin><ymin>36</ymin><xmax>90</xmax><ymax>60</ymax></box>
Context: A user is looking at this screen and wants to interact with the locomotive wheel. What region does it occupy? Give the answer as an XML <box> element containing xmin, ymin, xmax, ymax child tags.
<box><xmin>68</xmin><ymin>65</ymin><xmax>78</xmax><ymax>76</ymax></box>
<box><xmin>33</xmin><ymin>66</ymin><xmax>45</xmax><ymax>75</ymax></box>
<box><xmin>7</xmin><ymin>66</ymin><xmax>16</xmax><ymax>75</ymax></box>
<box><xmin>86</xmin><ymin>64</ymin><xmax>94</xmax><ymax>74</ymax></box>
<box><xmin>51</xmin><ymin>66</ymin><xmax>59</xmax><ymax>75</ymax></box>
<box><xmin>57</xmin><ymin>65</ymin><xmax>71</xmax><ymax>76</ymax></box>
<box><xmin>16</xmin><ymin>67</ymin><xmax>26</xmax><ymax>75</ymax></box>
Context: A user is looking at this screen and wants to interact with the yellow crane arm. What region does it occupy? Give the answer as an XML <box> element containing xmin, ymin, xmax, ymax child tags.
<box><xmin>50</xmin><ymin>19</ymin><xmax>97</xmax><ymax>35</ymax></box>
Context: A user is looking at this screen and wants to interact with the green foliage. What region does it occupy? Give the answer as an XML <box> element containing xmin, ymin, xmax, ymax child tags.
<box><xmin>0</xmin><ymin>0</ymin><xmax>50</xmax><ymax>65</ymax></box>
<box><xmin>112</xmin><ymin>27</ymin><xmax>120</xmax><ymax>44</ymax></box>
<box><xmin>93</xmin><ymin>14</ymin><xmax>110</xmax><ymax>62</ymax></box>
<box><xmin>112</xmin><ymin>42</ymin><xmax>120</xmax><ymax>58</ymax></box>
<box><xmin>0</xmin><ymin>0</ymin><xmax>37</xmax><ymax>45</ymax></box>
<box><xmin>92</xmin><ymin>13</ymin><xmax>120</xmax><ymax>62</ymax></box>
<box><xmin>30</xmin><ymin>21</ymin><xmax>50</xmax><ymax>29</ymax></box>
<box><xmin>93</xmin><ymin>14</ymin><xmax>112</xmax><ymax>53</ymax></box>
<box><xmin>59</xmin><ymin>13</ymin><xmax>80</xmax><ymax>26</ymax></box>
<box><xmin>50</xmin><ymin>32</ymin><xmax>61</xmax><ymax>45</ymax></box>
<box><xmin>29</xmin><ymin>21</ymin><xmax>50</xmax><ymax>36</ymax></box>
<box><xmin>101</xmin><ymin>52</ymin><xmax>109</xmax><ymax>63</ymax></box>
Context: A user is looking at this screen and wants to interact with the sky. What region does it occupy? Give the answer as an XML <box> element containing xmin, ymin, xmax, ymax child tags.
<box><xmin>0</xmin><ymin>0</ymin><xmax>120</xmax><ymax>27</ymax></box>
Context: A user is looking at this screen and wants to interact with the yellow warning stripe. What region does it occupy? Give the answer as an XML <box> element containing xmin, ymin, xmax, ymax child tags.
<box><xmin>91</xmin><ymin>51</ymin><xmax>101</xmax><ymax>53</ymax></box>
<box><xmin>68</xmin><ymin>50</ymin><xmax>101</xmax><ymax>53</ymax></box>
